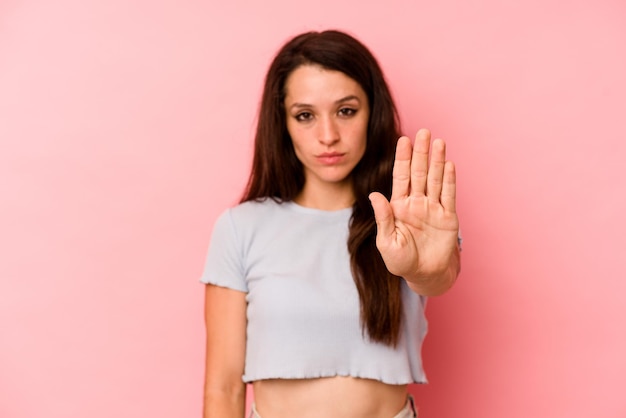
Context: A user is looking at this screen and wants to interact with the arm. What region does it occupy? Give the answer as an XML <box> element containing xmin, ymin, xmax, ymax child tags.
<box><xmin>369</xmin><ymin>129</ymin><xmax>461</xmax><ymax>296</ymax></box>
<box><xmin>203</xmin><ymin>284</ymin><xmax>247</xmax><ymax>418</ymax></box>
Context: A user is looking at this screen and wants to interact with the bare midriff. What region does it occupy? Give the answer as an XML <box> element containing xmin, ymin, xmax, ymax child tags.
<box><xmin>252</xmin><ymin>376</ymin><xmax>409</xmax><ymax>418</ymax></box>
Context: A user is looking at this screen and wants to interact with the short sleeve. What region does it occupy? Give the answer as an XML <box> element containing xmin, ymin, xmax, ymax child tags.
<box><xmin>199</xmin><ymin>209</ymin><xmax>248</xmax><ymax>292</ymax></box>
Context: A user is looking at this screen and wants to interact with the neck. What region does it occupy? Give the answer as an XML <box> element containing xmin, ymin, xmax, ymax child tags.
<box><xmin>294</xmin><ymin>181</ymin><xmax>355</xmax><ymax>211</ymax></box>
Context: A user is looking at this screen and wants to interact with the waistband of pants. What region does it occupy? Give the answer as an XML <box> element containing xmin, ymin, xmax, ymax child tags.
<box><xmin>249</xmin><ymin>394</ymin><xmax>417</xmax><ymax>418</ymax></box>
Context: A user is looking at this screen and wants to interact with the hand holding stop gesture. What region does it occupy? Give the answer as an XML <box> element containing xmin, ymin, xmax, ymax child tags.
<box><xmin>369</xmin><ymin>129</ymin><xmax>460</xmax><ymax>295</ymax></box>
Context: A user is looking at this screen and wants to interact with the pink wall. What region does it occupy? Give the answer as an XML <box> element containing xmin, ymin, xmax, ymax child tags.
<box><xmin>1</xmin><ymin>0</ymin><xmax>625</xmax><ymax>417</ymax></box>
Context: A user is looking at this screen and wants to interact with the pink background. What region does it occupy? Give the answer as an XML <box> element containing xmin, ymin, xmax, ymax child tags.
<box><xmin>1</xmin><ymin>0</ymin><xmax>625</xmax><ymax>417</ymax></box>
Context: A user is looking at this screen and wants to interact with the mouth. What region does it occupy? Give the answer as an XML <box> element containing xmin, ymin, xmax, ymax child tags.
<box><xmin>316</xmin><ymin>152</ymin><xmax>345</xmax><ymax>165</ymax></box>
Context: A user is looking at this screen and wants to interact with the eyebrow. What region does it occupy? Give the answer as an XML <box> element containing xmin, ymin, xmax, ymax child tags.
<box><xmin>289</xmin><ymin>95</ymin><xmax>362</xmax><ymax>110</ymax></box>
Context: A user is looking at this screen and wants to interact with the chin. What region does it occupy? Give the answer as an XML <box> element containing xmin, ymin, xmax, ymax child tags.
<box><xmin>305</xmin><ymin>166</ymin><xmax>356</xmax><ymax>187</ymax></box>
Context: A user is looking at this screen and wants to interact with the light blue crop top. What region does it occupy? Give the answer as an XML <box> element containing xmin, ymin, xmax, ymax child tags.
<box><xmin>200</xmin><ymin>199</ymin><xmax>428</xmax><ymax>384</ymax></box>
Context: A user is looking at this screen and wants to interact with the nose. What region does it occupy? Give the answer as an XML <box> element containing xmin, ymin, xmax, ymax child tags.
<box><xmin>317</xmin><ymin>116</ymin><xmax>339</xmax><ymax>146</ymax></box>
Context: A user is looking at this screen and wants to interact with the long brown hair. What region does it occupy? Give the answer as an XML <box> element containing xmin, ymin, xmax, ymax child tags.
<box><xmin>241</xmin><ymin>30</ymin><xmax>404</xmax><ymax>346</ymax></box>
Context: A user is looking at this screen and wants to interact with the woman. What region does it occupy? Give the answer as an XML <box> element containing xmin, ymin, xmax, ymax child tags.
<box><xmin>201</xmin><ymin>30</ymin><xmax>461</xmax><ymax>418</ymax></box>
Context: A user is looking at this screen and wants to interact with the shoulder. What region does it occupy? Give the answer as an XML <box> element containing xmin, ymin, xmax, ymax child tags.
<box><xmin>227</xmin><ymin>198</ymin><xmax>283</xmax><ymax>220</ymax></box>
<box><xmin>219</xmin><ymin>198</ymin><xmax>289</xmax><ymax>232</ymax></box>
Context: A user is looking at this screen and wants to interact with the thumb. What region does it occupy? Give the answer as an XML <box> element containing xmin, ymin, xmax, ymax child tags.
<box><xmin>369</xmin><ymin>192</ymin><xmax>395</xmax><ymax>241</ymax></box>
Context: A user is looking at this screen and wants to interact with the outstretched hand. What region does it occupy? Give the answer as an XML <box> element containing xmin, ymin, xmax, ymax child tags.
<box><xmin>369</xmin><ymin>129</ymin><xmax>460</xmax><ymax>294</ymax></box>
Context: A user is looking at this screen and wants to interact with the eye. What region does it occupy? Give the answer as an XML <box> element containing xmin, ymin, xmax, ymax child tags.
<box><xmin>338</xmin><ymin>107</ymin><xmax>357</xmax><ymax>117</ymax></box>
<box><xmin>295</xmin><ymin>112</ymin><xmax>313</xmax><ymax>122</ymax></box>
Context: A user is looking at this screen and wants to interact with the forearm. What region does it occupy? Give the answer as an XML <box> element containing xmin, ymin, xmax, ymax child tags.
<box><xmin>203</xmin><ymin>384</ymin><xmax>246</xmax><ymax>418</ymax></box>
<box><xmin>404</xmin><ymin>246</ymin><xmax>461</xmax><ymax>296</ymax></box>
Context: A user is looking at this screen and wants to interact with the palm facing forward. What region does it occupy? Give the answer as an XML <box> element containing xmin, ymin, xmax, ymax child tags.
<box><xmin>369</xmin><ymin>129</ymin><xmax>460</xmax><ymax>295</ymax></box>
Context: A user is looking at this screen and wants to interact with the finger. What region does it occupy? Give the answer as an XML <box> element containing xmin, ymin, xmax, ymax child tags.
<box><xmin>441</xmin><ymin>160</ymin><xmax>457</xmax><ymax>213</ymax></box>
<box><xmin>409</xmin><ymin>129</ymin><xmax>431</xmax><ymax>197</ymax></box>
<box><xmin>390</xmin><ymin>136</ymin><xmax>412</xmax><ymax>201</ymax></box>
<box><xmin>369</xmin><ymin>192</ymin><xmax>395</xmax><ymax>241</ymax></box>
<box><xmin>426</xmin><ymin>138</ymin><xmax>446</xmax><ymax>203</ymax></box>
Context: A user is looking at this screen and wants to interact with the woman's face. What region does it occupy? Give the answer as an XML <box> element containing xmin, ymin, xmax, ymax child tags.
<box><xmin>284</xmin><ymin>64</ymin><xmax>369</xmax><ymax>192</ymax></box>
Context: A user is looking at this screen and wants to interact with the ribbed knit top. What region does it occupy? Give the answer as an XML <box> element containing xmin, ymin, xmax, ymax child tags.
<box><xmin>200</xmin><ymin>199</ymin><xmax>428</xmax><ymax>384</ymax></box>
